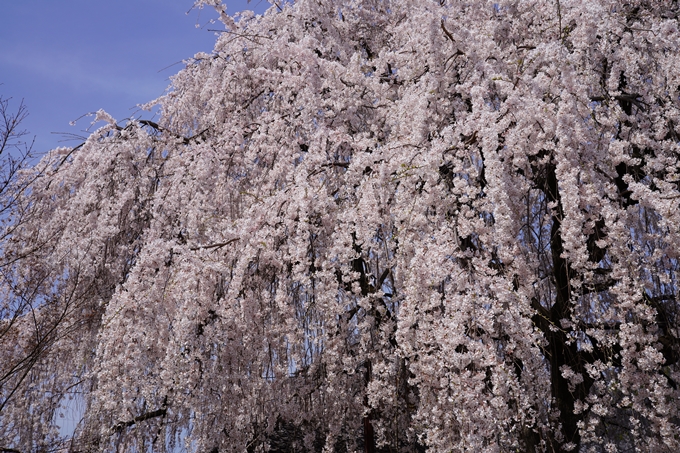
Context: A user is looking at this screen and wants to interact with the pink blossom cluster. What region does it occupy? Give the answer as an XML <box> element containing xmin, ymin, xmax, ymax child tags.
<box><xmin>1</xmin><ymin>0</ymin><xmax>679</xmax><ymax>452</ymax></box>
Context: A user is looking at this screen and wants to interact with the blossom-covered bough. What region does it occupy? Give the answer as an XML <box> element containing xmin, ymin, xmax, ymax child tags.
<box><xmin>1</xmin><ymin>0</ymin><xmax>679</xmax><ymax>451</ymax></box>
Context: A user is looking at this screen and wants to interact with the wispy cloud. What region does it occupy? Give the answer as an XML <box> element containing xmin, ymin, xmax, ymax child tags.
<box><xmin>0</xmin><ymin>40</ymin><xmax>169</xmax><ymax>102</ymax></box>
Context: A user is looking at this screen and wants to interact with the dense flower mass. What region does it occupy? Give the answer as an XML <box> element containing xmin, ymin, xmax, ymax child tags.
<box><xmin>1</xmin><ymin>0</ymin><xmax>679</xmax><ymax>451</ymax></box>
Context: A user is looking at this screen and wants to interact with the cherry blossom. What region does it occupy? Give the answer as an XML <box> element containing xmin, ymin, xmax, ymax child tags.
<box><xmin>1</xmin><ymin>1</ymin><xmax>679</xmax><ymax>452</ymax></box>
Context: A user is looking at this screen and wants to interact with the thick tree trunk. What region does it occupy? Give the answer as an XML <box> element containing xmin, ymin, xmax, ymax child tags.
<box><xmin>542</xmin><ymin>159</ymin><xmax>593</xmax><ymax>450</ymax></box>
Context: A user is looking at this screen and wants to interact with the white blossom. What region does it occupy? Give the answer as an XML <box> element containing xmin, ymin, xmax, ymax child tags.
<box><xmin>1</xmin><ymin>1</ymin><xmax>679</xmax><ymax>452</ymax></box>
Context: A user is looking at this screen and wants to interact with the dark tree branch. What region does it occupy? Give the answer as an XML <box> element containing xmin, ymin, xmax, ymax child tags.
<box><xmin>189</xmin><ymin>238</ymin><xmax>240</xmax><ymax>251</ymax></box>
<box><xmin>113</xmin><ymin>408</ymin><xmax>167</xmax><ymax>433</ymax></box>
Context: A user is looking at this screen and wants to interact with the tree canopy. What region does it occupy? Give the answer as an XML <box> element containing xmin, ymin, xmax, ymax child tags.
<box><xmin>1</xmin><ymin>0</ymin><xmax>679</xmax><ymax>452</ymax></box>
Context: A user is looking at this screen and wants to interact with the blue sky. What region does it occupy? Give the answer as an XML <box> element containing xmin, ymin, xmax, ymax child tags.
<box><xmin>1</xmin><ymin>1</ymin><xmax>269</xmax><ymax>156</ymax></box>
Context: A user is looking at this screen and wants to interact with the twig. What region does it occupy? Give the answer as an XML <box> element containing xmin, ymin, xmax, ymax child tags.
<box><xmin>189</xmin><ymin>238</ymin><xmax>240</xmax><ymax>251</ymax></box>
<box><xmin>441</xmin><ymin>19</ymin><xmax>455</xmax><ymax>42</ymax></box>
